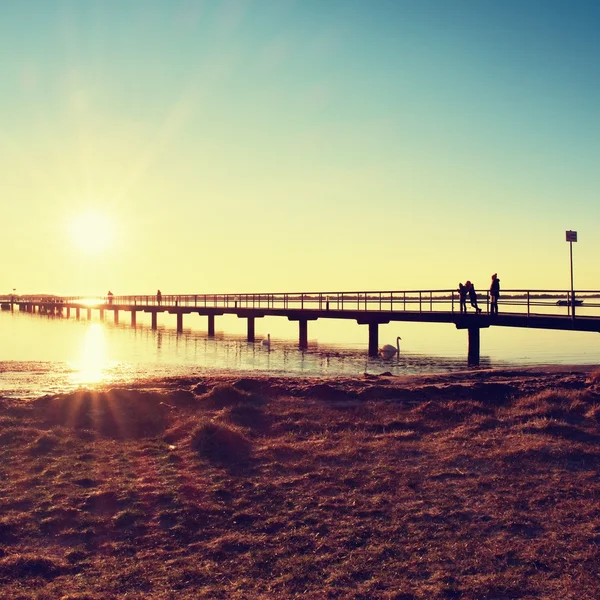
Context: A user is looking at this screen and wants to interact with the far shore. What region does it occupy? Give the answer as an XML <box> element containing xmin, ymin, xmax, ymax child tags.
<box><xmin>1</xmin><ymin>365</ymin><xmax>599</xmax><ymax>599</ymax></box>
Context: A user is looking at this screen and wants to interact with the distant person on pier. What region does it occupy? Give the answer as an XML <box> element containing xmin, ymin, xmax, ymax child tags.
<box><xmin>157</xmin><ymin>289</ymin><xmax>162</xmax><ymax>306</ymax></box>
<box><xmin>458</xmin><ymin>283</ymin><xmax>468</xmax><ymax>314</ymax></box>
<box><xmin>107</xmin><ymin>291</ymin><xmax>114</xmax><ymax>305</ymax></box>
<box><xmin>466</xmin><ymin>281</ymin><xmax>482</xmax><ymax>314</ymax></box>
<box><xmin>490</xmin><ymin>273</ymin><xmax>500</xmax><ymax>316</ymax></box>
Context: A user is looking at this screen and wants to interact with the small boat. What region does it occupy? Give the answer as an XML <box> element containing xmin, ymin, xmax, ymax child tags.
<box><xmin>556</xmin><ymin>299</ymin><xmax>583</xmax><ymax>306</ymax></box>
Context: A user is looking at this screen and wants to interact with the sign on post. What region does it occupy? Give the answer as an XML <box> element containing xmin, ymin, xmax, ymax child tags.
<box><xmin>565</xmin><ymin>230</ymin><xmax>578</xmax><ymax>320</ymax></box>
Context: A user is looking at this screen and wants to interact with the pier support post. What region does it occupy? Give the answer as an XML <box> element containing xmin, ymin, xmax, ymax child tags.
<box><xmin>368</xmin><ymin>322</ymin><xmax>379</xmax><ymax>357</ymax></box>
<box><xmin>208</xmin><ymin>315</ymin><xmax>215</xmax><ymax>337</ymax></box>
<box><xmin>177</xmin><ymin>313</ymin><xmax>183</xmax><ymax>333</ymax></box>
<box><xmin>299</xmin><ymin>319</ymin><xmax>308</xmax><ymax>349</ymax></box>
<box><xmin>151</xmin><ymin>312</ymin><xmax>157</xmax><ymax>330</ymax></box>
<box><xmin>76</xmin><ymin>308</ymin><xmax>80</xmax><ymax>319</ymax></box>
<box><xmin>113</xmin><ymin>310</ymin><xmax>119</xmax><ymax>324</ymax></box>
<box><xmin>247</xmin><ymin>317</ymin><xmax>255</xmax><ymax>342</ymax></box>
<box><xmin>87</xmin><ymin>308</ymin><xmax>91</xmax><ymax>320</ymax></box>
<box><xmin>131</xmin><ymin>311</ymin><xmax>136</xmax><ymax>327</ymax></box>
<box><xmin>467</xmin><ymin>327</ymin><xmax>480</xmax><ymax>365</ymax></box>
<box><xmin>99</xmin><ymin>309</ymin><xmax>104</xmax><ymax>319</ymax></box>
<box><xmin>66</xmin><ymin>307</ymin><xmax>70</xmax><ymax>318</ymax></box>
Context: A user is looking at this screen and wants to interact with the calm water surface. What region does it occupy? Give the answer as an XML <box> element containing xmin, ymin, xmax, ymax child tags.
<box><xmin>1</xmin><ymin>309</ymin><xmax>599</xmax><ymax>398</ymax></box>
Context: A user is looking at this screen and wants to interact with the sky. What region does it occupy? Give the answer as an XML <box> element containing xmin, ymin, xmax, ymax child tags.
<box><xmin>1</xmin><ymin>0</ymin><xmax>599</xmax><ymax>297</ymax></box>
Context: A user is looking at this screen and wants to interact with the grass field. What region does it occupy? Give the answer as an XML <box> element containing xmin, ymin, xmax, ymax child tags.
<box><xmin>1</xmin><ymin>368</ymin><xmax>599</xmax><ymax>599</ymax></box>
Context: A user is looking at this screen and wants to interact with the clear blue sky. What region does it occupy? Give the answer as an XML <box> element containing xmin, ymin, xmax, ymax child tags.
<box><xmin>1</xmin><ymin>0</ymin><xmax>599</xmax><ymax>295</ymax></box>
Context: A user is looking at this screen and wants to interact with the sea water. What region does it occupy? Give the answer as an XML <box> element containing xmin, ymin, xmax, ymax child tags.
<box><xmin>1</xmin><ymin>309</ymin><xmax>599</xmax><ymax>398</ymax></box>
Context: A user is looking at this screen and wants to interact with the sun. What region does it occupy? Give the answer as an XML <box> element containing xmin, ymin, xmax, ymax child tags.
<box><xmin>70</xmin><ymin>210</ymin><xmax>115</xmax><ymax>254</ymax></box>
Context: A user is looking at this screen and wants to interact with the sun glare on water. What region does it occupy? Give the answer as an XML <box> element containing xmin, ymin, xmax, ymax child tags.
<box><xmin>70</xmin><ymin>324</ymin><xmax>111</xmax><ymax>385</ymax></box>
<box><xmin>70</xmin><ymin>210</ymin><xmax>115</xmax><ymax>254</ymax></box>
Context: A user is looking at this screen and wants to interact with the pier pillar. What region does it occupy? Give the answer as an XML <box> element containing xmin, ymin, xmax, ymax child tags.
<box><xmin>131</xmin><ymin>311</ymin><xmax>136</xmax><ymax>327</ymax></box>
<box><xmin>247</xmin><ymin>317</ymin><xmax>255</xmax><ymax>342</ymax></box>
<box><xmin>208</xmin><ymin>315</ymin><xmax>215</xmax><ymax>337</ymax></box>
<box><xmin>76</xmin><ymin>307</ymin><xmax>80</xmax><ymax>319</ymax></box>
<box><xmin>99</xmin><ymin>309</ymin><xmax>104</xmax><ymax>319</ymax></box>
<box><xmin>368</xmin><ymin>322</ymin><xmax>379</xmax><ymax>357</ymax></box>
<box><xmin>467</xmin><ymin>327</ymin><xmax>480</xmax><ymax>365</ymax></box>
<box><xmin>113</xmin><ymin>310</ymin><xmax>119</xmax><ymax>324</ymax></box>
<box><xmin>151</xmin><ymin>312</ymin><xmax>158</xmax><ymax>330</ymax></box>
<box><xmin>299</xmin><ymin>319</ymin><xmax>308</xmax><ymax>349</ymax></box>
<box><xmin>66</xmin><ymin>307</ymin><xmax>70</xmax><ymax>318</ymax></box>
<box><xmin>177</xmin><ymin>313</ymin><xmax>183</xmax><ymax>333</ymax></box>
<box><xmin>87</xmin><ymin>308</ymin><xmax>91</xmax><ymax>320</ymax></box>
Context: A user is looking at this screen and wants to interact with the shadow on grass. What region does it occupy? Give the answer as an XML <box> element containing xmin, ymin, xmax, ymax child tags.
<box><xmin>35</xmin><ymin>389</ymin><xmax>170</xmax><ymax>439</ymax></box>
<box><xmin>219</xmin><ymin>403</ymin><xmax>270</xmax><ymax>433</ymax></box>
<box><xmin>0</xmin><ymin>554</ymin><xmax>71</xmax><ymax>581</ymax></box>
<box><xmin>196</xmin><ymin>384</ymin><xmax>264</xmax><ymax>409</ymax></box>
<box><xmin>521</xmin><ymin>421</ymin><xmax>600</xmax><ymax>444</ymax></box>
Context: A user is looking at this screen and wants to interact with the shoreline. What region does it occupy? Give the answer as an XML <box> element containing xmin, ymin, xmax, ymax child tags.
<box><xmin>3</xmin><ymin>362</ymin><xmax>599</xmax><ymax>403</ymax></box>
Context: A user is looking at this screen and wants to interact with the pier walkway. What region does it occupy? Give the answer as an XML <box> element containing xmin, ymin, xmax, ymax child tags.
<box><xmin>3</xmin><ymin>289</ymin><xmax>600</xmax><ymax>364</ymax></box>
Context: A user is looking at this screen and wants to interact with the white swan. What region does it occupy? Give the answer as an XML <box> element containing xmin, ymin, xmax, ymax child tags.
<box><xmin>380</xmin><ymin>336</ymin><xmax>401</xmax><ymax>358</ymax></box>
<box><xmin>261</xmin><ymin>333</ymin><xmax>271</xmax><ymax>346</ymax></box>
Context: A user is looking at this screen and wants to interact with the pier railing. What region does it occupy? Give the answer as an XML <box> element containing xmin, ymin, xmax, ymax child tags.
<box><xmin>4</xmin><ymin>289</ymin><xmax>600</xmax><ymax>318</ymax></box>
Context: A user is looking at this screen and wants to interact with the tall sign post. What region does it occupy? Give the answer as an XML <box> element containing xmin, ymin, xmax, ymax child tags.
<box><xmin>565</xmin><ymin>230</ymin><xmax>577</xmax><ymax>319</ymax></box>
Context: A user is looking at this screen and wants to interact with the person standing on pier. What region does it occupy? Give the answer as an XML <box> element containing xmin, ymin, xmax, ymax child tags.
<box><xmin>490</xmin><ymin>274</ymin><xmax>500</xmax><ymax>316</ymax></box>
<box><xmin>107</xmin><ymin>291</ymin><xmax>114</xmax><ymax>305</ymax></box>
<box><xmin>466</xmin><ymin>281</ymin><xmax>482</xmax><ymax>313</ymax></box>
<box><xmin>157</xmin><ymin>289</ymin><xmax>162</xmax><ymax>306</ymax></box>
<box><xmin>458</xmin><ymin>283</ymin><xmax>468</xmax><ymax>314</ymax></box>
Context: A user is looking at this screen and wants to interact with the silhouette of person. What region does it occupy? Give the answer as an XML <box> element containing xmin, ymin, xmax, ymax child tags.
<box><xmin>157</xmin><ymin>289</ymin><xmax>162</xmax><ymax>306</ymax></box>
<box><xmin>458</xmin><ymin>283</ymin><xmax>467</xmax><ymax>314</ymax></box>
<box><xmin>107</xmin><ymin>290</ymin><xmax>114</xmax><ymax>305</ymax></box>
<box><xmin>466</xmin><ymin>281</ymin><xmax>481</xmax><ymax>313</ymax></box>
<box><xmin>490</xmin><ymin>273</ymin><xmax>500</xmax><ymax>316</ymax></box>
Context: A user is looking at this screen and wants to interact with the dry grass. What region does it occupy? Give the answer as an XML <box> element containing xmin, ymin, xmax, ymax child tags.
<box><xmin>1</xmin><ymin>369</ymin><xmax>599</xmax><ymax>599</ymax></box>
<box><xmin>190</xmin><ymin>420</ymin><xmax>252</xmax><ymax>463</ymax></box>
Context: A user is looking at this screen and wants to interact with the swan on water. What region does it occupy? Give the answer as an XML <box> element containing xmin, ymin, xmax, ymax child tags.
<box><xmin>379</xmin><ymin>336</ymin><xmax>401</xmax><ymax>358</ymax></box>
<box><xmin>261</xmin><ymin>333</ymin><xmax>271</xmax><ymax>346</ymax></box>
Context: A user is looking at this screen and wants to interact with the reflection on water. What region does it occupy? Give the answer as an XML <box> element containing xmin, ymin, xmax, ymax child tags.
<box><xmin>69</xmin><ymin>324</ymin><xmax>111</xmax><ymax>386</ymax></box>
<box><xmin>0</xmin><ymin>309</ymin><xmax>599</xmax><ymax>399</ymax></box>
